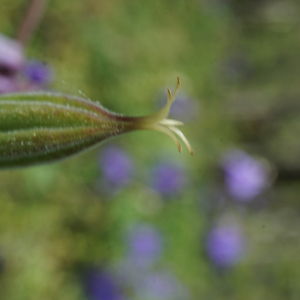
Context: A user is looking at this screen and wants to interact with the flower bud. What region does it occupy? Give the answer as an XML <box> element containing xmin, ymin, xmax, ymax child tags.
<box><xmin>0</xmin><ymin>78</ymin><xmax>193</xmax><ymax>168</ymax></box>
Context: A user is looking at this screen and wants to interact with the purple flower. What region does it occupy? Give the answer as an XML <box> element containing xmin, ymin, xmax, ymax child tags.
<box><xmin>98</xmin><ymin>146</ymin><xmax>134</xmax><ymax>187</ymax></box>
<box><xmin>169</xmin><ymin>95</ymin><xmax>199</xmax><ymax>122</ymax></box>
<box><xmin>206</xmin><ymin>223</ymin><xmax>246</xmax><ymax>268</ymax></box>
<box><xmin>0</xmin><ymin>75</ymin><xmax>18</xmax><ymax>94</ymax></box>
<box><xmin>222</xmin><ymin>149</ymin><xmax>269</xmax><ymax>201</ymax></box>
<box><xmin>134</xmin><ymin>271</ymin><xmax>190</xmax><ymax>300</ymax></box>
<box><xmin>158</xmin><ymin>92</ymin><xmax>199</xmax><ymax>123</ymax></box>
<box><xmin>0</xmin><ymin>34</ymin><xmax>24</xmax><ymax>94</ymax></box>
<box><xmin>127</xmin><ymin>224</ymin><xmax>162</xmax><ymax>267</ymax></box>
<box><xmin>0</xmin><ymin>34</ymin><xmax>24</xmax><ymax>72</ymax></box>
<box><xmin>150</xmin><ymin>163</ymin><xmax>187</xmax><ymax>197</ymax></box>
<box><xmin>219</xmin><ymin>54</ymin><xmax>253</xmax><ymax>83</ymax></box>
<box><xmin>84</xmin><ymin>269</ymin><xmax>126</xmax><ymax>300</ymax></box>
<box><xmin>23</xmin><ymin>60</ymin><xmax>53</xmax><ymax>85</ymax></box>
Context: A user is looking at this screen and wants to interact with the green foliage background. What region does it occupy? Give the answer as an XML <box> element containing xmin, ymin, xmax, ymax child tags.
<box><xmin>1</xmin><ymin>0</ymin><xmax>300</xmax><ymax>299</ymax></box>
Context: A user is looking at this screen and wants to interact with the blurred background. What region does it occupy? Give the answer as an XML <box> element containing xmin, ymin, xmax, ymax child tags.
<box><xmin>0</xmin><ymin>0</ymin><xmax>300</xmax><ymax>299</ymax></box>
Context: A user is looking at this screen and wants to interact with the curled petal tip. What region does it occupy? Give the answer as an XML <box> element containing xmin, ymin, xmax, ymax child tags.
<box><xmin>139</xmin><ymin>78</ymin><xmax>193</xmax><ymax>155</ymax></box>
<box><xmin>169</xmin><ymin>126</ymin><xmax>194</xmax><ymax>156</ymax></box>
<box><xmin>167</xmin><ymin>88</ymin><xmax>172</xmax><ymax>99</ymax></box>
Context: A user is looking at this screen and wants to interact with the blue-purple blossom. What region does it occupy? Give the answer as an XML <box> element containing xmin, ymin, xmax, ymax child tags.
<box><xmin>23</xmin><ymin>60</ymin><xmax>53</xmax><ymax>85</ymax></box>
<box><xmin>158</xmin><ymin>91</ymin><xmax>199</xmax><ymax>122</ymax></box>
<box><xmin>98</xmin><ymin>146</ymin><xmax>134</xmax><ymax>187</ymax></box>
<box><xmin>206</xmin><ymin>223</ymin><xmax>246</xmax><ymax>268</ymax></box>
<box><xmin>219</xmin><ymin>53</ymin><xmax>253</xmax><ymax>84</ymax></box>
<box><xmin>113</xmin><ymin>258</ymin><xmax>144</xmax><ymax>288</ymax></box>
<box><xmin>222</xmin><ymin>149</ymin><xmax>269</xmax><ymax>201</ymax></box>
<box><xmin>127</xmin><ymin>224</ymin><xmax>162</xmax><ymax>268</ymax></box>
<box><xmin>0</xmin><ymin>75</ymin><xmax>18</xmax><ymax>94</ymax></box>
<box><xmin>150</xmin><ymin>162</ymin><xmax>187</xmax><ymax>197</ymax></box>
<box><xmin>84</xmin><ymin>269</ymin><xmax>127</xmax><ymax>300</ymax></box>
<box><xmin>169</xmin><ymin>95</ymin><xmax>199</xmax><ymax>122</ymax></box>
<box><xmin>0</xmin><ymin>34</ymin><xmax>24</xmax><ymax>72</ymax></box>
<box><xmin>0</xmin><ymin>34</ymin><xmax>54</xmax><ymax>95</ymax></box>
<box><xmin>0</xmin><ymin>34</ymin><xmax>24</xmax><ymax>94</ymax></box>
<box><xmin>134</xmin><ymin>271</ymin><xmax>190</xmax><ymax>300</ymax></box>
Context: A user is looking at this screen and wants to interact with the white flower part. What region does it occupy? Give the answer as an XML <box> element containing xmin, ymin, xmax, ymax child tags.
<box><xmin>143</xmin><ymin>78</ymin><xmax>194</xmax><ymax>155</ymax></box>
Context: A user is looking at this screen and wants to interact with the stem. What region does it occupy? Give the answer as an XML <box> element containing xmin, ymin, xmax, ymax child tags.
<box><xmin>16</xmin><ymin>0</ymin><xmax>49</xmax><ymax>45</ymax></box>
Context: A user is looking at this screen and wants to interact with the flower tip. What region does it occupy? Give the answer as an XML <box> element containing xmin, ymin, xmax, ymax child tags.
<box><xmin>167</xmin><ymin>88</ymin><xmax>171</xmax><ymax>99</ymax></box>
<box><xmin>136</xmin><ymin>77</ymin><xmax>193</xmax><ymax>156</ymax></box>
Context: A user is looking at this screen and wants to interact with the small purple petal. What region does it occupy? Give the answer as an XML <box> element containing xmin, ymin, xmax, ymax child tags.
<box><xmin>0</xmin><ymin>34</ymin><xmax>24</xmax><ymax>72</ymax></box>
<box><xmin>134</xmin><ymin>271</ymin><xmax>189</xmax><ymax>300</ymax></box>
<box><xmin>169</xmin><ymin>95</ymin><xmax>200</xmax><ymax>122</ymax></box>
<box><xmin>158</xmin><ymin>92</ymin><xmax>200</xmax><ymax>122</ymax></box>
<box><xmin>219</xmin><ymin>54</ymin><xmax>253</xmax><ymax>83</ymax></box>
<box><xmin>222</xmin><ymin>149</ymin><xmax>269</xmax><ymax>201</ymax></box>
<box><xmin>127</xmin><ymin>224</ymin><xmax>162</xmax><ymax>267</ymax></box>
<box><xmin>98</xmin><ymin>147</ymin><xmax>134</xmax><ymax>187</ymax></box>
<box><xmin>113</xmin><ymin>259</ymin><xmax>145</xmax><ymax>287</ymax></box>
<box><xmin>84</xmin><ymin>269</ymin><xmax>126</xmax><ymax>300</ymax></box>
<box><xmin>23</xmin><ymin>60</ymin><xmax>53</xmax><ymax>85</ymax></box>
<box><xmin>150</xmin><ymin>163</ymin><xmax>187</xmax><ymax>197</ymax></box>
<box><xmin>0</xmin><ymin>75</ymin><xmax>18</xmax><ymax>94</ymax></box>
<box><xmin>206</xmin><ymin>223</ymin><xmax>246</xmax><ymax>268</ymax></box>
